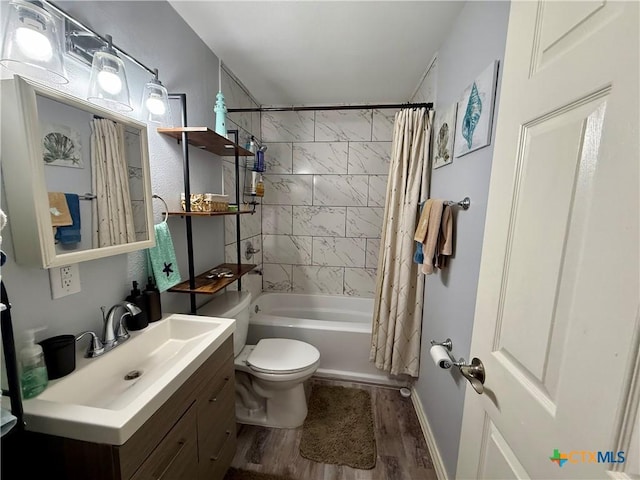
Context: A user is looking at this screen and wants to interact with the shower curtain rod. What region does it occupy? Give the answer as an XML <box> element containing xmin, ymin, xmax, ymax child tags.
<box><xmin>228</xmin><ymin>102</ymin><xmax>433</xmax><ymax>113</ymax></box>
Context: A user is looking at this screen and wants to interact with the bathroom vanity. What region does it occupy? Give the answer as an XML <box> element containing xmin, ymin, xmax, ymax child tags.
<box><xmin>18</xmin><ymin>315</ymin><xmax>237</xmax><ymax>480</ymax></box>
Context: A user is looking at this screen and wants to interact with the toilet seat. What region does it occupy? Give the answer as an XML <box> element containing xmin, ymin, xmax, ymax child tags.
<box><xmin>247</xmin><ymin>338</ymin><xmax>320</xmax><ymax>374</ymax></box>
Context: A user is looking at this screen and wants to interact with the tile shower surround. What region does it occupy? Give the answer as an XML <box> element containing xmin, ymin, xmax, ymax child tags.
<box><xmin>261</xmin><ymin>108</ymin><xmax>397</xmax><ymax>297</ymax></box>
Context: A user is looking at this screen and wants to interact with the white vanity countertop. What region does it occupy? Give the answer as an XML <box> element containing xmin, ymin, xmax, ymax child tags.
<box><xmin>17</xmin><ymin>313</ymin><xmax>235</xmax><ymax>445</ymax></box>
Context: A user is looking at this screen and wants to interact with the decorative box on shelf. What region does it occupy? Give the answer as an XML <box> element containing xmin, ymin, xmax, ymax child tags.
<box><xmin>181</xmin><ymin>193</ymin><xmax>229</xmax><ymax>212</ymax></box>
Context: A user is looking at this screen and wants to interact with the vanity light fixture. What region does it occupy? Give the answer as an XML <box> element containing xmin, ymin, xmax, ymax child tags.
<box><xmin>141</xmin><ymin>68</ymin><xmax>171</xmax><ymax>125</ymax></box>
<box><xmin>0</xmin><ymin>0</ymin><xmax>68</xmax><ymax>84</ymax></box>
<box><xmin>87</xmin><ymin>34</ymin><xmax>132</xmax><ymax>112</ymax></box>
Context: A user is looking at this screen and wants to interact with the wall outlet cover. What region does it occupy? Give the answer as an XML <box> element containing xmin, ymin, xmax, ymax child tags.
<box><xmin>49</xmin><ymin>264</ymin><xmax>81</xmax><ymax>299</ymax></box>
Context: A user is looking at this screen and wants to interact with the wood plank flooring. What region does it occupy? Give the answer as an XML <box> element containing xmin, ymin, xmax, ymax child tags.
<box><xmin>229</xmin><ymin>378</ymin><xmax>438</xmax><ymax>480</ymax></box>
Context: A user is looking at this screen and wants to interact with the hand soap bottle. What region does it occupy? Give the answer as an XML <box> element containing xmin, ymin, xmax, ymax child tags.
<box><xmin>125</xmin><ymin>281</ymin><xmax>149</xmax><ymax>330</ymax></box>
<box><xmin>20</xmin><ymin>329</ymin><xmax>48</xmax><ymax>399</ymax></box>
<box><xmin>144</xmin><ymin>276</ymin><xmax>162</xmax><ymax>322</ymax></box>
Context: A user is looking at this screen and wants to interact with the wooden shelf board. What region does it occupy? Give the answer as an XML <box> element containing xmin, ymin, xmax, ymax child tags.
<box><xmin>157</xmin><ymin>127</ymin><xmax>253</xmax><ymax>157</ymax></box>
<box><xmin>166</xmin><ymin>210</ymin><xmax>254</xmax><ymax>217</ymax></box>
<box><xmin>168</xmin><ymin>263</ymin><xmax>257</xmax><ymax>295</ymax></box>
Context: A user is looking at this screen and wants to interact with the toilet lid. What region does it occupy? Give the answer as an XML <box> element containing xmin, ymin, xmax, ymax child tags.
<box><xmin>247</xmin><ymin>339</ymin><xmax>320</xmax><ymax>374</ymax></box>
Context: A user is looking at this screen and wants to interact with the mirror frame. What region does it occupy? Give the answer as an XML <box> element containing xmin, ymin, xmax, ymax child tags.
<box><xmin>1</xmin><ymin>75</ymin><xmax>155</xmax><ymax>268</ymax></box>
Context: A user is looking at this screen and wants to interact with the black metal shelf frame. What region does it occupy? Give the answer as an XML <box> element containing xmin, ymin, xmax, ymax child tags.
<box><xmin>168</xmin><ymin>94</ymin><xmax>247</xmax><ymax>313</ymax></box>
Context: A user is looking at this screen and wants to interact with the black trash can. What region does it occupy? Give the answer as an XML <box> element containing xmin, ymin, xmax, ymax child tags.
<box><xmin>39</xmin><ymin>334</ymin><xmax>76</xmax><ymax>379</ymax></box>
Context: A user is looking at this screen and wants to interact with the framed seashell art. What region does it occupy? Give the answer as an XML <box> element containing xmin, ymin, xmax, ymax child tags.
<box><xmin>454</xmin><ymin>60</ymin><xmax>499</xmax><ymax>158</ymax></box>
<box><xmin>433</xmin><ymin>102</ymin><xmax>457</xmax><ymax>169</ymax></box>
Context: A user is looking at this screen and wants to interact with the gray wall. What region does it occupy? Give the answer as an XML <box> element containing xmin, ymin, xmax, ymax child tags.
<box><xmin>412</xmin><ymin>2</ymin><xmax>510</xmax><ymax>478</ymax></box>
<box><xmin>0</xmin><ymin>2</ymin><xmax>257</xmax><ymax>349</ymax></box>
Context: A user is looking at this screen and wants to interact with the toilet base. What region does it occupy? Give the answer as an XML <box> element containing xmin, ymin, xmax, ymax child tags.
<box><xmin>235</xmin><ymin>381</ymin><xmax>309</xmax><ymax>429</ymax></box>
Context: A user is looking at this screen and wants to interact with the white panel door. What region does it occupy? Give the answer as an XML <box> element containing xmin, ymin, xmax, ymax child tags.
<box><xmin>457</xmin><ymin>2</ymin><xmax>639</xmax><ymax>479</ymax></box>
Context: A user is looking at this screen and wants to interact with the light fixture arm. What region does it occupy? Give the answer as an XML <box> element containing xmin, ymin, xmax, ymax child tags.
<box><xmin>42</xmin><ymin>0</ymin><xmax>157</xmax><ymax>77</ymax></box>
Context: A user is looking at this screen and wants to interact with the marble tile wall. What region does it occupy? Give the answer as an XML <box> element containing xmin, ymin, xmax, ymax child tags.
<box><xmin>261</xmin><ymin>108</ymin><xmax>396</xmax><ymax>298</ymax></box>
<box><xmin>221</xmin><ymin>69</ymin><xmax>263</xmax><ymax>301</ymax></box>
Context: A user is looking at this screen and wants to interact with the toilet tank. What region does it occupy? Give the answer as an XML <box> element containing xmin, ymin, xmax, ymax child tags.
<box><xmin>197</xmin><ymin>291</ymin><xmax>252</xmax><ymax>357</ymax></box>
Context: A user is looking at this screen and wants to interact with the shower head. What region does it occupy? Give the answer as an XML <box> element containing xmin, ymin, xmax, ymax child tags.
<box><xmin>258</xmin><ymin>145</ymin><xmax>267</xmax><ymax>152</ymax></box>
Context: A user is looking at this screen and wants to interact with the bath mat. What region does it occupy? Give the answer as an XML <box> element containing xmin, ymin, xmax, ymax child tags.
<box><xmin>223</xmin><ymin>468</ymin><xmax>293</xmax><ymax>480</ymax></box>
<box><xmin>299</xmin><ymin>385</ymin><xmax>376</xmax><ymax>469</ymax></box>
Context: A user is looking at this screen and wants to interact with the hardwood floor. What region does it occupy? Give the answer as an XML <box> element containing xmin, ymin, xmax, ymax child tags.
<box><xmin>229</xmin><ymin>378</ymin><xmax>438</xmax><ymax>480</ymax></box>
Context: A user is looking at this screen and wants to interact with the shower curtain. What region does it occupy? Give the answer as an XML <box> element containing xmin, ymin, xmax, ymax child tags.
<box><xmin>370</xmin><ymin>107</ymin><xmax>433</xmax><ymax>377</ymax></box>
<box><xmin>91</xmin><ymin>118</ymin><xmax>135</xmax><ymax>248</ymax></box>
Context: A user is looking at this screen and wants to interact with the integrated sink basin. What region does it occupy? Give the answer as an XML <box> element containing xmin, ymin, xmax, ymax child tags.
<box><xmin>21</xmin><ymin>313</ymin><xmax>235</xmax><ymax>445</ymax></box>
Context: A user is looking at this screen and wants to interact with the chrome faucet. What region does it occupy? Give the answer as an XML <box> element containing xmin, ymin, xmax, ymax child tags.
<box><xmin>77</xmin><ymin>302</ymin><xmax>141</xmax><ymax>358</ymax></box>
<box><xmin>102</xmin><ymin>302</ymin><xmax>140</xmax><ymax>348</ymax></box>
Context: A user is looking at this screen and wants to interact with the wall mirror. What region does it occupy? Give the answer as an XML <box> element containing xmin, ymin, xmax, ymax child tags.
<box><xmin>1</xmin><ymin>75</ymin><xmax>155</xmax><ymax>268</ymax></box>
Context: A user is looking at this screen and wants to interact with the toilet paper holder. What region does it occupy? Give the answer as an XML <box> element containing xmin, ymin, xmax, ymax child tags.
<box><xmin>430</xmin><ymin>338</ymin><xmax>486</xmax><ymax>394</ymax></box>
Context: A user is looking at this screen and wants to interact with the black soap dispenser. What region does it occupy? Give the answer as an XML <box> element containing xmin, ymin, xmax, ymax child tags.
<box><xmin>144</xmin><ymin>276</ymin><xmax>162</xmax><ymax>322</ymax></box>
<box><xmin>125</xmin><ymin>281</ymin><xmax>149</xmax><ymax>330</ymax></box>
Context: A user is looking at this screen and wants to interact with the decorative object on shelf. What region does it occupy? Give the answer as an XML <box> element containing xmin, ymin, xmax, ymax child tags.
<box><xmin>205</xmin><ymin>267</ymin><xmax>233</xmax><ymax>279</ymax></box>
<box><xmin>203</xmin><ymin>193</ymin><xmax>229</xmax><ymax>212</ymax></box>
<box><xmin>140</xmin><ymin>68</ymin><xmax>170</xmax><ymax>125</ymax></box>
<box><xmin>87</xmin><ymin>34</ymin><xmax>132</xmax><ymax>112</ymax></box>
<box><xmin>0</xmin><ymin>0</ymin><xmax>68</xmax><ymax>84</ymax></box>
<box><xmin>214</xmin><ymin>58</ymin><xmax>227</xmax><ymax>138</ymax></box>
<box><xmin>454</xmin><ymin>60</ymin><xmax>499</xmax><ymax>157</ymax></box>
<box><xmin>432</xmin><ymin>103</ymin><xmax>457</xmax><ymax>169</ymax></box>
<box><xmin>42</xmin><ymin>123</ymin><xmax>83</xmax><ymax>168</ymax></box>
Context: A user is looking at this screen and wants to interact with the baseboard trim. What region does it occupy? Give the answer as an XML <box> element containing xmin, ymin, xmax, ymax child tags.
<box><xmin>411</xmin><ymin>387</ymin><xmax>449</xmax><ymax>480</ymax></box>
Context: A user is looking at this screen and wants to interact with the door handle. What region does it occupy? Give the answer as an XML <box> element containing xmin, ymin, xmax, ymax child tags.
<box><xmin>459</xmin><ymin>357</ymin><xmax>485</xmax><ymax>394</ymax></box>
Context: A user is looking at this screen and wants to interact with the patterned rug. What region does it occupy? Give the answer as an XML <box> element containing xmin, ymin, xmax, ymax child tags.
<box><xmin>299</xmin><ymin>385</ymin><xmax>376</xmax><ymax>469</ymax></box>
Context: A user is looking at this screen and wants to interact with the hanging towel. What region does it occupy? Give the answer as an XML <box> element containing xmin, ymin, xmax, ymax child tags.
<box><xmin>0</xmin><ymin>407</ymin><xmax>17</xmax><ymax>438</ymax></box>
<box><xmin>413</xmin><ymin>199</ymin><xmax>444</xmax><ymax>275</ymax></box>
<box><xmin>435</xmin><ymin>205</ymin><xmax>453</xmax><ymax>269</ymax></box>
<box><xmin>48</xmin><ymin>192</ymin><xmax>72</xmax><ymax>227</ymax></box>
<box><xmin>146</xmin><ymin>222</ymin><xmax>181</xmax><ymax>292</ymax></box>
<box><xmin>54</xmin><ymin>193</ymin><xmax>81</xmax><ymax>245</ymax></box>
<box><xmin>413</xmin><ymin>201</ymin><xmax>429</xmax><ymax>264</ymax></box>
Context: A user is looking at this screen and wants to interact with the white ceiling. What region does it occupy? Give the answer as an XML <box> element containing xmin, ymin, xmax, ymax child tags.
<box><xmin>169</xmin><ymin>1</ymin><xmax>465</xmax><ymax>106</ymax></box>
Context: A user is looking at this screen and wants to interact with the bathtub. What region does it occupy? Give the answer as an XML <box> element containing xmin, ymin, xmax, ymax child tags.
<box><xmin>248</xmin><ymin>293</ymin><xmax>400</xmax><ymax>385</ymax></box>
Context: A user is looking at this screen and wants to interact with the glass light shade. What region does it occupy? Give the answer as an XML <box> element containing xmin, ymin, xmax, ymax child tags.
<box><xmin>0</xmin><ymin>0</ymin><xmax>68</xmax><ymax>84</ymax></box>
<box><xmin>140</xmin><ymin>78</ymin><xmax>171</xmax><ymax>125</ymax></box>
<box><xmin>87</xmin><ymin>49</ymin><xmax>132</xmax><ymax>112</ymax></box>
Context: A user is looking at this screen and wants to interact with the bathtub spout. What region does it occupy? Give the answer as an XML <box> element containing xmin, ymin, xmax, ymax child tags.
<box><xmin>236</xmin><ymin>373</ymin><xmax>263</xmax><ymax>411</ymax></box>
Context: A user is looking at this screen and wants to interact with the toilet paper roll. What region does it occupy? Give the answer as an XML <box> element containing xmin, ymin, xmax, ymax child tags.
<box><xmin>430</xmin><ymin>345</ymin><xmax>452</xmax><ymax>369</ymax></box>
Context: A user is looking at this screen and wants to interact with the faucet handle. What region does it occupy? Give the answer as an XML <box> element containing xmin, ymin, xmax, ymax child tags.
<box><xmin>76</xmin><ymin>331</ymin><xmax>104</xmax><ymax>358</ymax></box>
<box><xmin>116</xmin><ymin>314</ymin><xmax>130</xmax><ymax>342</ymax></box>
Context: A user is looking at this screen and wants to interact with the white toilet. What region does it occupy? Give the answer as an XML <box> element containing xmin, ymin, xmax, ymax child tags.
<box><xmin>198</xmin><ymin>291</ymin><xmax>320</xmax><ymax>428</ymax></box>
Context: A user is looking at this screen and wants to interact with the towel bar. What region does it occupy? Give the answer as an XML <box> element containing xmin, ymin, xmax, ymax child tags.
<box><xmin>419</xmin><ymin>197</ymin><xmax>470</xmax><ymax>210</ymax></box>
<box><xmin>444</xmin><ymin>197</ymin><xmax>471</xmax><ymax>210</ymax></box>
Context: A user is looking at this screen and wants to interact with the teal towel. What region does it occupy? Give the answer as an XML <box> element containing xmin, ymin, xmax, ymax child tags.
<box><xmin>146</xmin><ymin>222</ymin><xmax>181</xmax><ymax>292</ymax></box>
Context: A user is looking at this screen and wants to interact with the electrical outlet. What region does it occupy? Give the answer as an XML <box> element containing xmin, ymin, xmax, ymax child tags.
<box><xmin>49</xmin><ymin>264</ymin><xmax>81</xmax><ymax>299</ymax></box>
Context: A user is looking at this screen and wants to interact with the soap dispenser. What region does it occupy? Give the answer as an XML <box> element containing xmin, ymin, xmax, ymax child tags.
<box><xmin>144</xmin><ymin>276</ymin><xmax>162</xmax><ymax>322</ymax></box>
<box><xmin>20</xmin><ymin>329</ymin><xmax>48</xmax><ymax>399</ymax></box>
<box><xmin>125</xmin><ymin>281</ymin><xmax>149</xmax><ymax>330</ymax></box>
